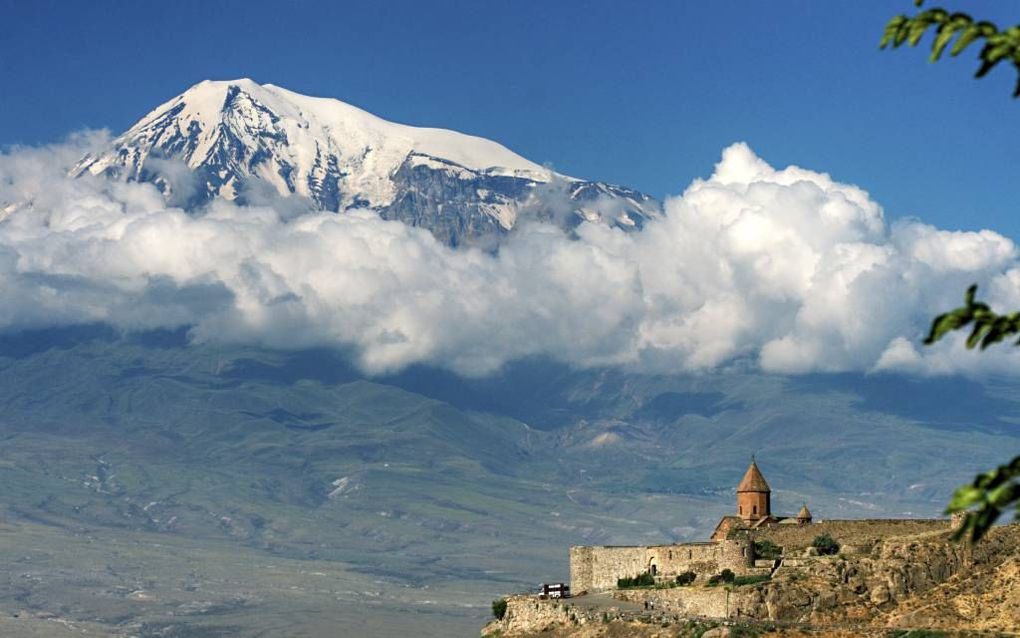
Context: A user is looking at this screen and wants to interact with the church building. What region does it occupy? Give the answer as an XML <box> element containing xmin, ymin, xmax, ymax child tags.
<box><xmin>710</xmin><ymin>459</ymin><xmax>811</xmax><ymax>541</ymax></box>
<box><xmin>569</xmin><ymin>459</ymin><xmax>814</xmax><ymax>593</ymax></box>
<box><xmin>569</xmin><ymin>458</ymin><xmax>955</xmax><ymax>594</ymax></box>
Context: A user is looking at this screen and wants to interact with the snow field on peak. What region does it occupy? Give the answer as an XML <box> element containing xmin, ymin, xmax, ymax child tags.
<box><xmin>89</xmin><ymin>79</ymin><xmax>556</xmax><ymax>203</ymax></box>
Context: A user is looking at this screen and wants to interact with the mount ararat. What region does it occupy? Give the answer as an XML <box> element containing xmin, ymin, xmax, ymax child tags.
<box><xmin>74</xmin><ymin>79</ymin><xmax>659</xmax><ymax>246</ymax></box>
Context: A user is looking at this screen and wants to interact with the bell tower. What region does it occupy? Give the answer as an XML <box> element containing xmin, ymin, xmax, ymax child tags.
<box><xmin>736</xmin><ymin>458</ymin><xmax>771</xmax><ymax>522</ymax></box>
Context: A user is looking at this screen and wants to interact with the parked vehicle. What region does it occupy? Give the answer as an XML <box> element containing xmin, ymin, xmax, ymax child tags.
<box><xmin>538</xmin><ymin>583</ymin><xmax>570</xmax><ymax>599</ymax></box>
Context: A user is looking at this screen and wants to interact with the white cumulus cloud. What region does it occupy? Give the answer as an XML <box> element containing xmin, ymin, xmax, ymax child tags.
<box><xmin>1</xmin><ymin>136</ymin><xmax>1019</xmax><ymax>377</ymax></box>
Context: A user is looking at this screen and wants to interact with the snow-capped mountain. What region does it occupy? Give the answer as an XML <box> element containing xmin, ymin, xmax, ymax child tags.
<box><xmin>74</xmin><ymin>79</ymin><xmax>659</xmax><ymax>245</ymax></box>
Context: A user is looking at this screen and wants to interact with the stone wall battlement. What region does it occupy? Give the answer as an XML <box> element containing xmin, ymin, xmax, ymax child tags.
<box><xmin>570</xmin><ymin>539</ymin><xmax>753</xmax><ymax>593</ymax></box>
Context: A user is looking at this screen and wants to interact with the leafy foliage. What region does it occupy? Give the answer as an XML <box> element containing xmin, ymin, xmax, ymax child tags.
<box><xmin>707</xmin><ymin>568</ymin><xmax>736</xmax><ymax>586</ymax></box>
<box><xmin>811</xmin><ymin>533</ymin><xmax>840</xmax><ymax>556</ymax></box>
<box><xmin>923</xmin><ymin>285</ymin><xmax>1020</xmax><ymax>541</ymax></box>
<box><xmin>491</xmin><ymin>598</ymin><xmax>508</xmax><ymax>620</ymax></box>
<box><xmin>674</xmin><ymin>571</ymin><xmax>697</xmax><ymax>586</ymax></box>
<box><xmin>617</xmin><ymin>571</ymin><xmax>655</xmax><ymax>588</ymax></box>
<box><xmin>881</xmin><ymin>1</ymin><xmax>1020</xmax><ymax>96</ymax></box>
<box><xmin>731</xmin><ymin>574</ymin><xmax>771</xmax><ymax>587</ymax></box>
<box><xmin>753</xmin><ymin>539</ymin><xmax>783</xmax><ymax>560</ymax></box>
<box><xmin>924</xmin><ymin>285</ymin><xmax>1020</xmax><ymax>350</ymax></box>
<box><xmin>882</xmin><ymin>4</ymin><xmax>1020</xmax><ymax>542</ymax></box>
<box><xmin>946</xmin><ymin>455</ymin><xmax>1020</xmax><ymax>542</ymax></box>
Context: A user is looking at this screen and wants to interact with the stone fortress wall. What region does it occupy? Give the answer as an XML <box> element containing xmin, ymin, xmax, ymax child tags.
<box><xmin>570</xmin><ymin>539</ymin><xmax>752</xmax><ymax>593</ymax></box>
<box><xmin>568</xmin><ymin>460</ymin><xmax>957</xmax><ymax>595</ymax></box>
<box><xmin>753</xmin><ymin>518</ymin><xmax>950</xmax><ymax>551</ymax></box>
<box><xmin>486</xmin><ymin>523</ymin><xmax>1020</xmax><ymax>637</ymax></box>
<box><xmin>571</xmin><ymin>519</ymin><xmax>953</xmax><ymax>593</ymax></box>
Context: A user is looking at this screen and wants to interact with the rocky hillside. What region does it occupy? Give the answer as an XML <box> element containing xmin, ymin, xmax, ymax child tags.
<box><xmin>483</xmin><ymin>524</ymin><xmax>1020</xmax><ymax>637</ymax></box>
<box><xmin>885</xmin><ymin>526</ymin><xmax>1020</xmax><ymax>631</ymax></box>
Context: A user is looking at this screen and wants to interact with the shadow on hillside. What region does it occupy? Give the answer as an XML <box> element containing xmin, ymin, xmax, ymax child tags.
<box><xmin>791</xmin><ymin>373</ymin><xmax>1020</xmax><ymax>437</ymax></box>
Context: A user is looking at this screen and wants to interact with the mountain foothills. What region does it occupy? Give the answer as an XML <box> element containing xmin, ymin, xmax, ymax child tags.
<box><xmin>0</xmin><ymin>330</ymin><xmax>1017</xmax><ymax>636</ymax></box>
<box><xmin>74</xmin><ymin>79</ymin><xmax>659</xmax><ymax>245</ymax></box>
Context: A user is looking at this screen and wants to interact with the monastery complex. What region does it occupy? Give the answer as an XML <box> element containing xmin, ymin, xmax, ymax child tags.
<box><xmin>569</xmin><ymin>459</ymin><xmax>948</xmax><ymax>593</ymax></box>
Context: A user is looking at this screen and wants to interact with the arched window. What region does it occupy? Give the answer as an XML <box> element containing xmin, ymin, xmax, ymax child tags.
<box><xmin>739</xmin><ymin>505</ymin><xmax>743</xmax><ymax>515</ymax></box>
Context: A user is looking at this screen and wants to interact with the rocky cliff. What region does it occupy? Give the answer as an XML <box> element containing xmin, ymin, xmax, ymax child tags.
<box><xmin>483</xmin><ymin>524</ymin><xmax>1020</xmax><ymax>637</ymax></box>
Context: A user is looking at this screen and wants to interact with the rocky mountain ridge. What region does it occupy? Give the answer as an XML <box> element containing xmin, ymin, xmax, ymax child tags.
<box><xmin>74</xmin><ymin>79</ymin><xmax>660</xmax><ymax>245</ymax></box>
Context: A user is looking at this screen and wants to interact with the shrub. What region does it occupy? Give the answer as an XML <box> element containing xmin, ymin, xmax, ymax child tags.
<box><xmin>731</xmin><ymin>574</ymin><xmax>771</xmax><ymax>587</ymax></box>
<box><xmin>675</xmin><ymin>571</ymin><xmax>697</xmax><ymax>586</ymax></box>
<box><xmin>617</xmin><ymin>571</ymin><xmax>655</xmax><ymax>588</ymax></box>
<box><xmin>812</xmin><ymin>533</ymin><xmax>840</xmax><ymax>556</ymax></box>
<box><xmin>684</xmin><ymin>621</ymin><xmax>717</xmax><ymax>637</ymax></box>
<box><xmin>707</xmin><ymin>569</ymin><xmax>736</xmax><ymax>586</ymax></box>
<box><xmin>754</xmin><ymin>539</ymin><xmax>782</xmax><ymax>560</ymax></box>
<box><xmin>491</xmin><ymin>598</ymin><xmax>508</xmax><ymax>620</ymax></box>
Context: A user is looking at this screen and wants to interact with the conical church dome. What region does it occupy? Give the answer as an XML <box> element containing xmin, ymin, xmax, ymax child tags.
<box><xmin>736</xmin><ymin>460</ymin><xmax>771</xmax><ymax>493</ymax></box>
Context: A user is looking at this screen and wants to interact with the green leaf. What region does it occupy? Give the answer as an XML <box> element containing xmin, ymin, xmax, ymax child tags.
<box><xmin>966</xmin><ymin>323</ymin><xmax>988</xmax><ymax>349</ymax></box>
<box><xmin>894</xmin><ymin>21</ymin><xmax>912</xmax><ymax>47</ymax></box>
<box><xmin>978</xmin><ymin>21</ymin><xmax>998</xmax><ymax>38</ymax></box>
<box><xmin>975</xmin><ymin>56</ymin><xmax>997</xmax><ymax>78</ymax></box>
<box><xmin>987</xmin><ymin>483</ymin><xmax>1020</xmax><ymax>508</ymax></box>
<box><xmin>950</xmin><ymin>22</ymin><xmax>982</xmax><ymax>56</ymax></box>
<box><xmin>924</xmin><ymin>311</ymin><xmax>966</xmax><ymax>345</ymax></box>
<box><xmin>947</xmin><ymin>485</ymin><xmax>984</xmax><ymax>511</ymax></box>
<box><xmin>964</xmin><ymin>284</ymin><xmax>977</xmax><ymax>306</ymax></box>
<box><xmin>986</xmin><ymin>41</ymin><xmax>1014</xmax><ymax>63</ymax></box>
<box><xmin>931</xmin><ymin>23</ymin><xmax>960</xmax><ymax>61</ymax></box>
<box><xmin>881</xmin><ymin>16</ymin><xmax>908</xmax><ymax>48</ymax></box>
<box><xmin>946</xmin><ymin>456</ymin><xmax>1020</xmax><ymax>543</ymax></box>
<box><xmin>908</xmin><ymin>20</ymin><xmax>931</xmax><ymax>46</ymax></box>
<box><xmin>972</xmin><ymin>508</ymin><xmax>999</xmax><ymax>542</ymax></box>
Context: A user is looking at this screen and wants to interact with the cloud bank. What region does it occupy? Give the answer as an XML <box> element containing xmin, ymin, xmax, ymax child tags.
<box><xmin>2</xmin><ymin>135</ymin><xmax>1019</xmax><ymax>377</ymax></box>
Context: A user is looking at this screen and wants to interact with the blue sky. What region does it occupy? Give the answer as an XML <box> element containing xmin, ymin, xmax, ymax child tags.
<box><xmin>2</xmin><ymin>1</ymin><xmax>1018</xmax><ymax>237</ymax></box>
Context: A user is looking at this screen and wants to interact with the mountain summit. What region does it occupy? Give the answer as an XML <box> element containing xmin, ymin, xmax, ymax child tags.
<box><xmin>75</xmin><ymin>79</ymin><xmax>659</xmax><ymax>245</ymax></box>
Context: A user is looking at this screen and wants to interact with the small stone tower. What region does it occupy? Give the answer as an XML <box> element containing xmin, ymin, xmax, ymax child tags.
<box><xmin>737</xmin><ymin>459</ymin><xmax>771</xmax><ymax>522</ymax></box>
<box><xmin>796</xmin><ymin>504</ymin><xmax>812</xmax><ymax>525</ymax></box>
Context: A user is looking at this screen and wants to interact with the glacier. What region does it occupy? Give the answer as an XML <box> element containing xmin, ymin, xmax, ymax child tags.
<box><xmin>74</xmin><ymin>79</ymin><xmax>660</xmax><ymax>246</ymax></box>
